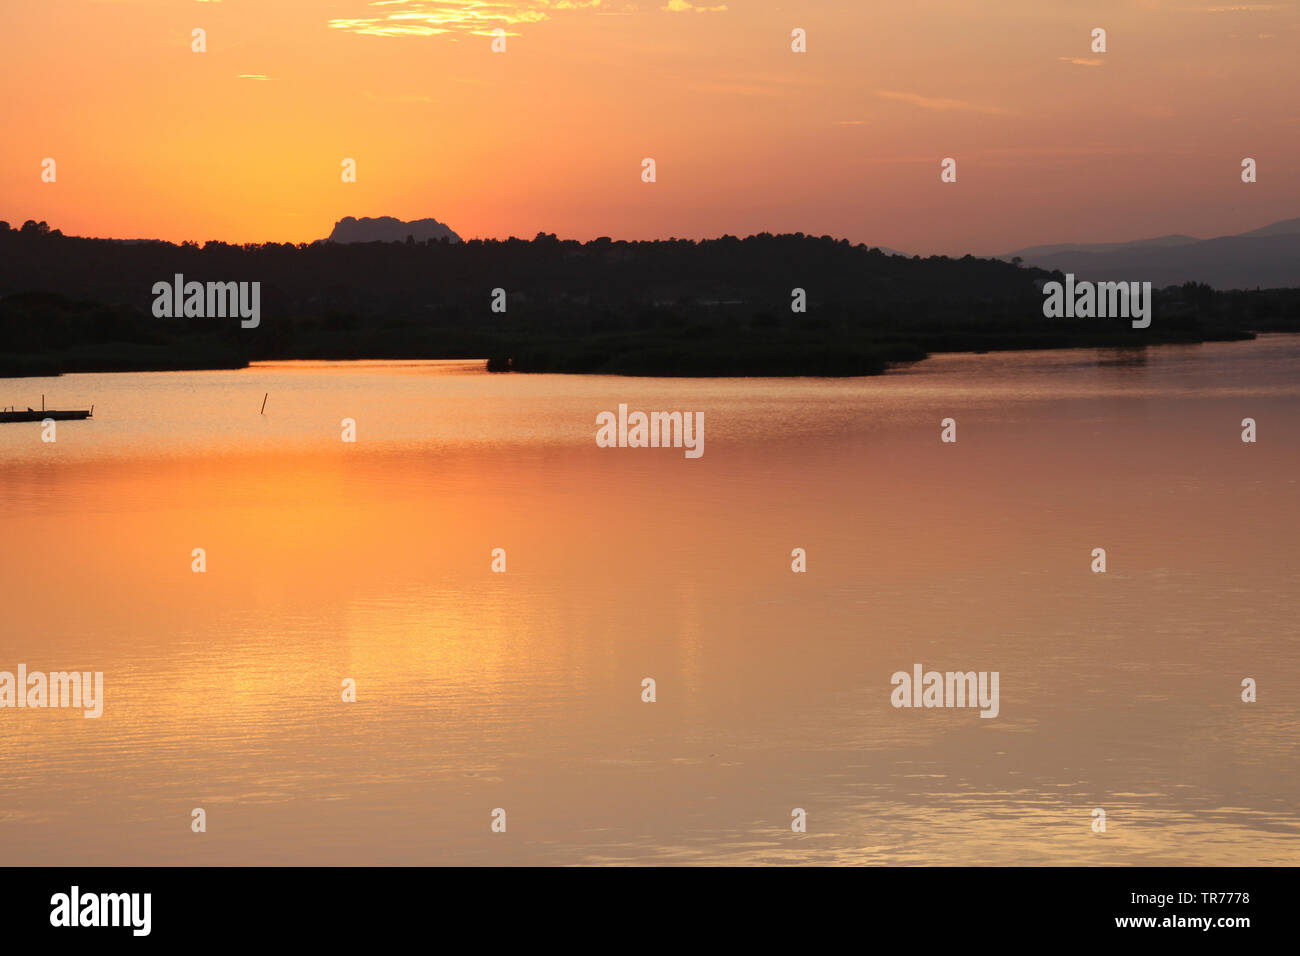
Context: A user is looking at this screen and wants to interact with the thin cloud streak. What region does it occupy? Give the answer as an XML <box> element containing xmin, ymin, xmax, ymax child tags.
<box><xmin>328</xmin><ymin>0</ymin><xmax>612</xmax><ymax>38</ymax></box>
<box><xmin>662</xmin><ymin>0</ymin><xmax>729</xmax><ymax>11</ymax></box>
<box><xmin>876</xmin><ymin>90</ymin><xmax>1012</xmax><ymax>116</ymax></box>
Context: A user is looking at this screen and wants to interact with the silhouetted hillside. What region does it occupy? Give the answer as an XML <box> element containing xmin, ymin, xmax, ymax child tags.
<box><xmin>999</xmin><ymin>216</ymin><xmax>1300</xmax><ymax>289</ymax></box>
<box><xmin>1</xmin><ymin>220</ymin><xmax>1297</xmax><ymax>377</ymax></box>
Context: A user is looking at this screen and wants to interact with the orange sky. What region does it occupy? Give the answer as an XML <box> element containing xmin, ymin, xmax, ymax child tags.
<box><xmin>1</xmin><ymin>0</ymin><xmax>1297</xmax><ymax>253</ymax></box>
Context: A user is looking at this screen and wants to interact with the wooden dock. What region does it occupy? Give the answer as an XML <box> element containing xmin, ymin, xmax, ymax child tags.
<box><xmin>0</xmin><ymin>398</ymin><xmax>93</xmax><ymax>423</ymax></box>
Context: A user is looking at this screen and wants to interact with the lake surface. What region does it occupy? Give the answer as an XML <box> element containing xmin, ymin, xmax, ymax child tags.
<box><xmin>2</xmin><ymin>338</ymin><xmax>1298</xmax><ymax>865</ymax></box>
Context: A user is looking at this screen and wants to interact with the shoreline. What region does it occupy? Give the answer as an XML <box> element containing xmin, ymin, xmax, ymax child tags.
<box><xmin>0</xmin><ymin>327</ymin><xmax>1272</xmax><ymax>381</ymax></box>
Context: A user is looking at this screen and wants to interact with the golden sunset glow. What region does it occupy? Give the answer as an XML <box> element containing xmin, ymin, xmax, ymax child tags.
<box><xmin>1</xmin><ymin>1</ymin><xmax>1296</xmax><ymax>252</ymax></box>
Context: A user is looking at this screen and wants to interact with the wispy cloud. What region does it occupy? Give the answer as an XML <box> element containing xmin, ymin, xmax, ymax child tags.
<box><xmin>1058</xmin><ymin>56</ymin><xmax>1105</xmax><ymax>66</ymax></box>
<box><xmin>876</xmin><ymin>90</ymin><xmax>1011</xmax><ymax>116</ymax></box>
<box><xmin>328</xmin><ymin>22</ymin><xmax>448</xmax><ymax>38</ymax></box>
<box><xmin>662</xmin><ymin>0</ymin><xmax>728</xmax><ymax>11</ymax></box>
<box><xmin>328</xmin><ymin>0</ymin><xmax>612</xmax><ymax>38</ymax></box>
<box><xmin>237</xmin><ymin>74</ymin><xmax>270</xmax><ymax>80</ymax></box>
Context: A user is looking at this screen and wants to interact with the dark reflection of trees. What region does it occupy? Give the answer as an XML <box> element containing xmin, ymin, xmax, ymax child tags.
<box><xmin>1095</xmin><ymin>346</ymin><xmax>1149</xmax><ymax>369</ymax></box>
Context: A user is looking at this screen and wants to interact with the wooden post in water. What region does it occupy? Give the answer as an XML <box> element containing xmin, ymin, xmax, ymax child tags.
<box><xmin>261</xmin><ymin>393</ymin><xmax>268</xmax><ymax>415</ymax></box>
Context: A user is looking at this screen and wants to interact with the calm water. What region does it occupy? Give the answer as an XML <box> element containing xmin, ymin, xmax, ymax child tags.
<box><xmin>1</xmin><ymin>338</ymin><xmax>1298</xmax><ymax>865</ymax></box>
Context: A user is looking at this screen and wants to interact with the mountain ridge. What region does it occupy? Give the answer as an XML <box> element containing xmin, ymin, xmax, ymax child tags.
<box><xmin>997</xmin><ymin>216</ymin><xmax>1300</xmax><ymax>289</ymax></box>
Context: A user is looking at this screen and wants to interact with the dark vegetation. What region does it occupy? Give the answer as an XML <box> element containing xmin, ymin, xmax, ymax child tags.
<box><xmin>3</xmin><ymin>219</ymin><xmax>1299</xmax><ymax>378</ymax></box>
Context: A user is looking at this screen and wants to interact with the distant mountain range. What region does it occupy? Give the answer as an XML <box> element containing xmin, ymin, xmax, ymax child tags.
<box><xmin>997</xmin><ymin>217</ymin><xmax>1300</xmax><ymax>290</ymax></box>
<box><xmin>324</xmin><ymin>216</ymin><xmax>460</xmax><ymax>244</ymax></box>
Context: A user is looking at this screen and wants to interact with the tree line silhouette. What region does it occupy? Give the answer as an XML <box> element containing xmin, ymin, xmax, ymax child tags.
<box><xmin>2</xmin><ymin>221</ymin><xmax>1298</xmax><ymax>377</ymax></box>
